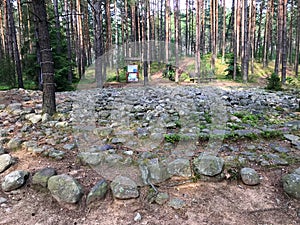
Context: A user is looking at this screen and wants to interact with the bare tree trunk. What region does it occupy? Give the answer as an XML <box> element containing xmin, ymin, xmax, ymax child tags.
<box><xmin>196</xmin><ymin>0</ymin><xmax>201</xmax><ymax>82</ymax></box>
<box><xmin>0</xmin><ymin>5</ymin><xmax>5</xmax><ymax>57</ymax></box>
<box><xmin>288</xmin><ymin>1</ymin><xmax>294</xmax><ymax>65</ymax></box>
<box><xmin>242</xmin><ymin>0</ymin><xmax>249</xmax><ymax>82</ymax></box>
<box><xmin>64</xmin><ymin>0</ymin><xmax>73</xmax><ymax>84</ymax></box>
<box><xmin>281</xmin><ymin>0</ymin><xmax>288</xmax><ymax>83</ymax></box>
<box><xmin>174</xmin><ymin>0</ymin><xmax>180</xmax><ymax>83</ymax></box>
<box><xmin>222</xmin><ymin>0</ymin><xmax>226</xmax><ymax>63</ymax></box>
<box><xmin>275</xmin><ymin>0</ymin><xmax>283</xmax><ymax>75</ymax></box>
<box><xmin>92</xmin><ymin>0</ymin><xmax>103</xmax><ymax>88</ymax></box>
<box><xmin>255</xmin><ymin>0</ymin><xmax>265</xmax><ymax>58</ymax></box>
<box><xmin>32</xmin><ymin>0</ymin><xmax>56</xmax><ymax>115</ymax></box>
<box><xmin>53</xmin><ymin>0</ymin><xmax>61</xmax><ymax>54</ymax></box>
<box><xmin>165</xmin><ymin>0</ymin><xmax>170</xmax><ymax>62</ymax></box>
<box><xmin>233</xmin><ymin>0</ymin><xmax>237</xmax><ymax>80</ymax></box>
<box><xmin>295</xmin><ymin>0</ymin><xmax>300</xmax><ymax>77</ymax></box>
<box><xmin>7</xmin><ymin>0</ymin><xmax>23</xmax><ymax>88</ymax></box>
<box><xmin>186</xmin><ymin>0</ymin><xmax>189</xmax><ymax>55</ymax></box>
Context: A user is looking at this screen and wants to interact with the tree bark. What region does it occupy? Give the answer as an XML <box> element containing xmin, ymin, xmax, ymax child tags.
<box><xmin>174</xmin><ymin>0</ymin><xmax>180</xmax><ymax>83</ymax></box>
<box><xmin>295</xmin><ymin>0</ymin><xmax>300</xmax><ymax>77</ymax></box>
<box><xmin>196</xmin><ymin>0</ymin><xmax>201</xmax><ymax>82</ymax></box>
<box><xmin>7</xmin><ymin>0</ymin><xmax>23</xmax><ymax>88</ymax></box>
<box><xmin>281</xmin><ymin>0</ymin><xmax>287</xmax><ymax>83</ymax></box>
<box><xmin>275</xmin><ymin>0</ymin><xmax>283</xmax><ymax>75</ymax></box>
<box><xmin>32</xmin><ymin>0</ymin><xmax>56</xmax><ymax>115</ymax></box>
<box><xmin>222</xmin><ymin>0</ymin><xmax>226</xmax><ymax>63</ymax></box>
<box><xmin>165</xmin><ymin>0</ymin><xmax>170</xmax><ymax>62</ymax></box>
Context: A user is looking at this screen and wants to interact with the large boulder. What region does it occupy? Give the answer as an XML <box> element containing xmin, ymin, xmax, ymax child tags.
<box><xmin>193</xmin><ymin>153</ymin><xmax>224</xmax><ymax>177</ymax></box>
<box><xmin>240</xmin><ymin>168</ymin><xmax>260</xmax><ymax>186</ymax></box>
<box><xmin>1</xmin><ymin>170</ymin><xmax>29</xmax><ymax>192</ymax></box>
<box><xmin>111</xmin><ymin>175</ymin><xmax>139</xmax><ymax>199</ymax></box>
<box><xmin>47</xmin><ymin>174</ymin><xmax>83</xmax><ymax>204</ymax></box>
<box><xmin>86</xmin><ymin>179</ymin><xmax>108</xmax><ymax>205</ymax></box>
<box><xmin>0</xmin><ymin>154</ymin><xmax>14</xmax><ymax>173</ymax></box>
<box><xmin>282</xmin><ymin>173</ymin><xmax>300</xmax><ymax>199</ymax></box>
<box><xmin>77</xmin><ymin>152</ymin><xmax>105</xmax><ymax>166</ymax></box>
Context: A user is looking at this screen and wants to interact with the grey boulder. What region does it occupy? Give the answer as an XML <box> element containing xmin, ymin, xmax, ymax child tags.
<box><xmin>240</xmin><ymin>168</ymin><xmax>260</xmax><ymax>186</ymax></box>
<box><xmin>111</xmin><ymin>175</ymin><xmax>139</xmax><ymax>199</ymax></box>
<box><xmin>47</xmin><ymin>174</ymin><xmax>83</xmax><ymax>204</ymax></box>
<box><xmin>2</xmin><ymin>170</ymin><xmax>29</xmax><ymax>192</ymax></box>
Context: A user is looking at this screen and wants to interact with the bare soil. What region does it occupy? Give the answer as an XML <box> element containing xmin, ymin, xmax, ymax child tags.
<box><xmin>0</xmin><ymin>79</ymin><xmax>299</xmax><ymax>225</ymax></box>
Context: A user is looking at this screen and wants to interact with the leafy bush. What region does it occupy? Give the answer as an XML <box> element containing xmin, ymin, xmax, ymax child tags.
<box><xmin>266</xmin><ymin>73</ymin><xmax>282</xmax><ymax>91</ymax></box>
<box><xmin>163</xmin><ymin>64</ymin><xmax>176</xmax><ymax>81</ymax></box>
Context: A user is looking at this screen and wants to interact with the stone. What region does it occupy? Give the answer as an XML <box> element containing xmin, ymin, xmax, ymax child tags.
<box><xmin>25</xmin><ymin>114</ymin><xmax>42</xmax><ymax>124</ymax></box>
<box><xmin>168</xmin><ymin>198</ymin><xmax>186</xmax><ymax>210</ymax></box>
<box><xmin>110</xmin><ymin>175</ymin><xmax>139</xmax><ymax>199</ymax></box>
<box><xmin>48</xmin><ymin>149</ymin><xmax>65</xmax><ymax>160</ymax></box>
<box><xmin>0</xmin><ymin>197</ymin><xmax>7</xmax><ymax>204</ymax></box>
<box><xmin>282</xmin><ymin>173</ymin><xmax>300</xmax><ymax>199</ymax></box>
<box><xmin>155</xmin><ymin>192</ymin><xmax>169</xmax><ymax>205</ymax></box>
<box><xmin>32</xmin><ymin>167</ymin><xmax>57</xmax><ymax>188</ymax></box>
<box><xmin>47</xmin><ymin>174</ymin><xmax>83</xmax><ymax>204</ymax></box>
<box><xmin>6</xmin><ymin>103</ymin><xmax>22</xmax><ymax>112</ymax></box>
<box><xmin>55</xmin><ymin>122</ymin><xmax>69</xmax><ymax>128</ymax></box>
<box><xmin>265</xmin><ymin>154</ymin><xmax>289</xmax><ymax>166</ymax></box>
<box><xmin>0</xmin><ymin>146</ymin><xmax>5</xmax><ymax>155</ymax></box>
<box><xmin>134</xmin><ymin>213</ymin><xmax>142</xmax><ymax>222</ymax></box>
<box><xmin>193</xmin><ymin>153</ymin><xmax>224</xmax><ymax>177</ymax></box>
<box><xmin>111</xmin><ymin>138</ymin><xmax>126</xmax><ymax>144</ymax></box>
<box><xmin>269</xmin><ymin>144</ymin><xmax>290</xmax><ymax>153</ymax></box>
<box><xmin>1</xmin><ymin>170</ymin><xmax>29</xmax><ymax>192</ymax></box>
<box><xmin>41</xmin><ymin>113</ymin><xmax>51</xmax><ymax>123</ymax></box>
<box><xmin>240</xmin><ymin>168</ymin><xmax>260</xmax><ymax>186</ymax></box>
<box><xmin>77</xmin><ymin>152</ymin><xmax>105</xmax><ymax>166</ymax></box>
<box><xmin>86</xmin><ymin>179</ymin><xmax>108</xmax><ymax>205</ymax></box>
<box><xmin>6</xmin><ymin>138</ymin><xmax>22</xmax><ymax>150</ymax></box>
<box><xmin>140</xmin><ymin>158</ymin><xmax>170</xmax><ymax>184</ymax></box>
<box><xmin>293</xmin><ymin>168</ymin><xmax>300</xmax><ymax>175</ymax></box>
<box><xmin>0</xmin><ymin>154</ymin><xmax>13</xmax><ymax>173</ymax></box>
<box><xmin>63</xmin><ymin>143</ymin><xmax>76</xmax><ymax>151</ymax></box>
<box><xmin>284</xmin><ymin>134</ymin><xmax>299</xmax><ymax>142</ymax></box>
<box><xmin>167</xmin><ymin>159</ymin><xmax>192</xmax><ymax>177</ymax></box>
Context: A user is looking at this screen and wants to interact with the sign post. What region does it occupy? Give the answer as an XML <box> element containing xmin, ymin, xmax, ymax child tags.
<box><xmin>126</xmin><ymin>65</ymin><xmax>139</xmax><ymax>82</ymax></box>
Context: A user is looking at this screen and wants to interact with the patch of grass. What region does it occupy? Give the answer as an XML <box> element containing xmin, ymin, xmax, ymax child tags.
<box><xmin>204</xmin><ymin>112</ymin><xmax>212</xmax><ymax>124</ymax></box>
<box><xmin>164</xmin><ymin>133</ymin><xmax>181</xmax><ymax>143</ymax></box>
<box><xmin>233</xmin><ymin>111</ymin><xmax>260</xmax><ymax>126</ymax></box>
<box><xmin>261</xmin><ymin>130</ymin><xmax>283</xmax><ymax>139</ymax></box>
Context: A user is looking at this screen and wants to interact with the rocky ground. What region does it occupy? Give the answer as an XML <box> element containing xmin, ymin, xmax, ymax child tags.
<box><xmin>0</xmin><ymin>84</ymin><xmax>300</xmax><ymax>225</ymax></box>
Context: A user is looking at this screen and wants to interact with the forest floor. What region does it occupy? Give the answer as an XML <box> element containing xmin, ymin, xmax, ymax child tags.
<box><xmin>0</xmin><ymin>73</ymin><xmax>300</xmax><ymax>225</ymax></box>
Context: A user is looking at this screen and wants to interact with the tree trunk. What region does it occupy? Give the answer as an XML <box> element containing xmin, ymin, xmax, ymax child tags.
<box><xmin>165</xmin><ymin>0</ymin><xmax>170</xmax><ymax>62</ymax></box>
<box><xmin>295</xmin><ymin>0</ymin><xmax>300</xmax><ymax>77</ymax></box>
<box><xmin>281</xmin><ymin>0</ymin><xmax>288</xmax><ymax>83</ymax></box>
<box><xmin>174</xmin><ymin>0</ymin><xmax>180</xmax><ymax>83</ymax></box>
<box><xmin>288</xmin><ymin>1</ymin><xmax>294</xmax><ymax>65</ymax></box>
<box><xmin>242</xmin><ymin>0</ymin><xmax>249</xmax><ymax>82</ymax></box>
<box><xmin>275</xmin><ymin>0</ymin><xmax>283</xmax><ymax>75</ymax></box>
<box><xmin>64</xmin><ymin>0</ymin><xmax>73</xmax><ymax>84</ymax></box>
<box><xmin>255</xmin><ymin>0</ymin><xmax>265</xmax><ymax>58</ymax></box>
<box><xmin>53</xmin><ymin>0</ymin><xmax>61</xmax><ymax>54</ymax></box>
<box><xmin>222</xmin><ymin>0</ymin><xmax>226</xmax><ymax>63</ymax></box>
<box><xmin>32</xmin><ymin>0</ymin><xmax>56</xmax><ymax>115</ymax></box>
<box><xmin>7</xmin><ymin>0</ymin><xmax>23</xmax><ymax>88</ymax></box>
<box><xmin>196</xmin><ymin>0</ymin><xmax>201</xmax><ymax>82</ymax></box>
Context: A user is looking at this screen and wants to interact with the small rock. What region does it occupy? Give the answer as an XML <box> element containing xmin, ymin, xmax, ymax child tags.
<box><xmin>86</xmin><ymin>179</ymin><xmax>108</xmax><ymax>205</ymax></box>
<box><xmin>47</xmin><ymin>174</ymin><xmax>83</xmax><ymax>204</ymax></box>
<box><xmin>134</xmin><ymin>213</ymin><xmax>142</xmax><ymax>222</ymax></box>
<box><xmin>0</xmin><ymin>197</ymin><xmax>7</xmax><ymax>204</ymax></box>
<box><xmin>167</xmin><ymin>159</ymin><xmax>192</xmax><ymax>177</ymax></box>
<box><xmin>193</xmin><ymin>153</ymin><xmax>224</xmax><ymax>177</ymax></box>
<box><xmin>155</xmin><ymin>192</ymin><xmax>169</xmax><ymax>205</ymax></box>
<box><xmin>25</xmin><ymin>114</ymin><xmax>42</xmax><ymax>124</ymax></box>
<box><xmin>168</xmin><ymin>198</ymin><xmax>186</xmax><ymax>209</ymax></box>
<box><xmin>55</xmin><ymin>121</ymin><xmax>69</xmax><ymax>128</ymax></box>
<box><xmin>6</xmin><ymin>138</ymin><xmax>22</xmax><ymax>150</ymax></box>
<box><xmin>111</xmin><ymin>138</ymin><xmax>126</xmax><ymax>144</ymax></box>
<box><xmin>284</xmin><ymin>134</ymin><xmax>299</xmax><ymax>142</ymax></box>
<box><xmin>1</xmin><ymin>170</ymin><xmax>29</xmax><ymax>192</ymax></box>
<box><xmin>48</xmin><ymin>149</ymin><xmax>65</xmax><ymax>160</ymax></box>
<box><xmin>282</xmin><ymin>173</ymin><xmax>300</xmax><ymax>199</ymax></box>
<box><xmin>63</xmin><ymin>143</ymin><xmax>76</xmax><ymax>151</ymax></box>
<box><xmin>240</xmin><ymin>168</ymin><xmax>260</xmax><ymax>186</ymax></box>
<box><xmin>110</xmin><ymin>176</ymin><xmax>139</xmax><ymax>199</ymax></box>
<box><xmin>270</xmin><ymin>144</ymin><xmax>290</xmax><ymax>153</ymax></box>
<box><xmin>77</xmin><ymin>152</ymin><xmax>105</xmax><ymax>166</ymax></box>
<box><xmin>41</xmin><ymin>113</ymin><xmax>51</xmax><ymax>123</ymax></box>
<box><xmin>0</xmin><ymin>154</ymin><xmax>14</xmax><ymax>173</ymax></box>
<box><xmin>32</xmin><ymin>167</ymin><xmax>57</xmax><ymax>188</ymax></box>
